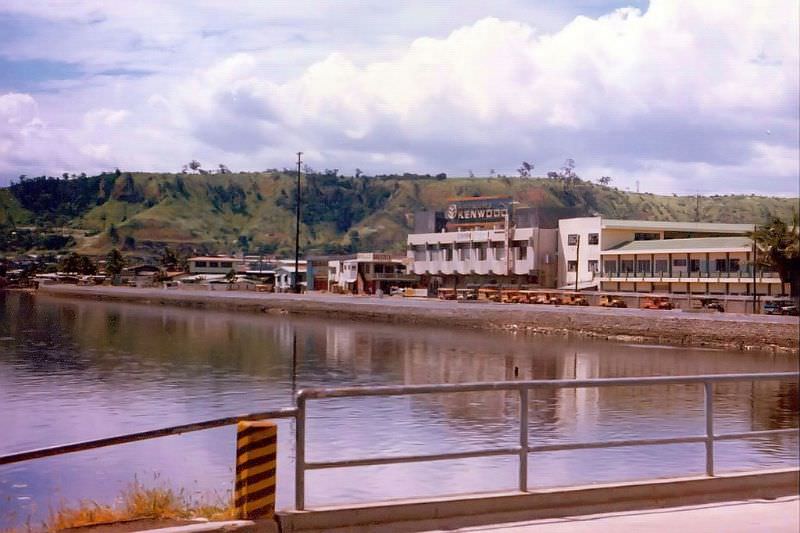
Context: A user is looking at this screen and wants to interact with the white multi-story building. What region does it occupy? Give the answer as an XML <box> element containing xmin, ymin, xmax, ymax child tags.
<box><xmin>407</xmin><ymin>202</ymin><xmax>788</xmax><ymax>296</ymax></box>
<box><xmin>407</xmin><ymin>197</ymin><xmax>558</xmax><ymax>289</ymax></box>
<box><xmin>557</xmin><ymin>217</ymin><xmax>787</xmax><ymax>296</ymax></box>
<box><xmin>408</xmin><ymin>227</ymin><xmax>558</xmax><ymax>285</ymax></box>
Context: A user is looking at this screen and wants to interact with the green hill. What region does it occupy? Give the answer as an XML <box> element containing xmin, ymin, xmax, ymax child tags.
<box><xmin>0</xmin><ymin>171</ymin><xmax>796</xmax><ymax>257</ymax></box>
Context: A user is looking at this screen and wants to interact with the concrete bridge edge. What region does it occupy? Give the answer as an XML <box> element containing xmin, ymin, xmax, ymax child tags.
<box><xmin>277</xmin><ymin>468</ymin><xmax>799</xmax><ymax>532</ymax></box>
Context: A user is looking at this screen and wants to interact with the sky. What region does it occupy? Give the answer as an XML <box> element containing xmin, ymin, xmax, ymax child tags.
<box><xmin>0</xmin><ymin>0</ymin><xmax>798</xmax><ymax>195</ymax></box>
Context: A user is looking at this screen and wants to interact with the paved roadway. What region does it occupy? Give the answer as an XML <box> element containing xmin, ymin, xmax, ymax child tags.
<box><xmin>40</xmin><ymin>285</ymin><xmax>799</xmax><ymax>325</ymax></box>
<box><xmin>418</xmin><ymin>497</ymin><xmax>800</xmax><ymax>533</ymax></box>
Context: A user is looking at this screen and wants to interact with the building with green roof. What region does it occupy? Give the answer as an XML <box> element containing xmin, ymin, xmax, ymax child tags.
<box><xmin>558</xmin><ymin>217</ymin><xmax>786</xmax><ymax>296</ymax></box>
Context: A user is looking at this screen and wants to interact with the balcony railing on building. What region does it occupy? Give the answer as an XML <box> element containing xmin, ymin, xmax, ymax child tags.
<box><xmin>594</xmin><ymin>269</ymin><xmax>782</xmax><ymax>281</ymax></box>
<box><xmin>367</xmin><ymin>272</ymin><xmax>419</xmax><ymax>281</ymax></box>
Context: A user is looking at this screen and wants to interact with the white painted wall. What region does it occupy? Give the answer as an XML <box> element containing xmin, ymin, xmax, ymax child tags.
<box><xmin>557</xmin><ymin>217</ymin><xmax>602</xmax><ymax>289</ymax></box>
<box><xmin>407</xmin><ymin>227</ymin><xmax>550</xmax><ymax>279</ymax></box>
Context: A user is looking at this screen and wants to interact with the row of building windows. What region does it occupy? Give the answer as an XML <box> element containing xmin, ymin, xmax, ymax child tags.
<box><xmin>412</xmin><ymin>243</ymin><xmax>529</xmax><ymax>262</ymax></box>
<box><xmin>567</xmin><ymin>232</ymin><xmax>663</xmax><ymax>246</ymax></box>
<box><xmin>567</xmin><ymin>233</ymin><xmax>599</xmax><ymax>246</ymax></box>
<box><xmin>603</xmin><ymin>258</ymin><xmax>742</xmax><ymax>274</ymax></box>
<box><xmin>567</xmin><ymin>260</ymin><xmax>599</xmax><ymax>272</ymax></box>
<box><xmin>567</xmin><ymin>258</ymin><xmax>745</xmax><ymax>274</ymax></box>
<box><xmin>193</xmin><ymin>261</ymin><xmax>234</xmax><ymax>268</ymax></box>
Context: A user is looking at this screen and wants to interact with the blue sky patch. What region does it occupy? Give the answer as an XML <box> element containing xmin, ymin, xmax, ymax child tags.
<box><xmin>0</xmin><ymin>57</ymin><xmax>83</xmax><ymax>92</ymax></box>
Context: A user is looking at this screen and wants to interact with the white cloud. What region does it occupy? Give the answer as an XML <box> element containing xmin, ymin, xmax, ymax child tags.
<box><xmin>84</xmin><ymin>108</ymin><xmax>130</xmax><ymax>128</ymax></box>
<box><xmin>0</xmin><ymin>0</ymin><xmax>797</xmax><ymax>195</ymax></box>
<box><xmin>0</xmin><ymin>93</ymin><xmax>50</xmax><ymax>171</ymax></box>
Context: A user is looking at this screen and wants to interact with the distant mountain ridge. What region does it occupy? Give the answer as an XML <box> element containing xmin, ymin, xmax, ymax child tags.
<box><xmin>0</xmin><ymin>172</ymin><xmax>796</xmax><ymax>256</ymax></box>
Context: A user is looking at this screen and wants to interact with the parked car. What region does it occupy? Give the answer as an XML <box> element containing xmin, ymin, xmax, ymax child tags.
<box><xmin>764</xmin><ymin>299</ymin><xmax>794</xmax><ymax>315</ymax></box>
<box><xmin>696</xmin><ymin>298</ymin><xmax>725</xmax><ymax>312</ymax></box>
<box><xmin>778</xmin><ymin>303</ymin><xmax>798</xmax><ymax>316</ymax></box>
<box><xmin>780</xmin><ymin>302</ymin><xmax>798</xmax><ymax>316</ymax></box>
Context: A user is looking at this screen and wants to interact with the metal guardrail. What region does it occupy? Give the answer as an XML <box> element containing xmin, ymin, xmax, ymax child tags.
<box><xmin>1</xmin><ymin>373</ymin><xmax>797</xmax><ymax>511</ymax></box>
<box><xmin>293</xmin><ymin>372</ymin><xmax>799</xmax><ymax>510</ymax></box>
<box><xmin>0</xmin><ymin>408</ymin><xmax>298</xmax><ymax>466</ymax></box>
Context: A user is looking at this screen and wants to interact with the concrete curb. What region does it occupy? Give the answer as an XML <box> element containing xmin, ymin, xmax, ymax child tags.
<box><xmin>277</xmin><ymin>468</ymin><xmax>799</xmax><ymax>532</ymax></box>
<box><xmin>133</xmin><ymin>519</ymin><xmax>276</xmax><ymax>533</ymax></box>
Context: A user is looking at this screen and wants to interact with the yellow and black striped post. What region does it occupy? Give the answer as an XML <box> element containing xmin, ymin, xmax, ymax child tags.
<box><xmin>235</xmin><ymin>421</ymin><xmax>277</xmax><ymax>519</ymax></box>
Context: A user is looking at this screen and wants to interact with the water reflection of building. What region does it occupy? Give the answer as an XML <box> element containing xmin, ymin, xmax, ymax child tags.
<box><xmin>47</xmin><ymin>294</ymin><xmax>797</xmax><ymax>454</ymax></box>
<box><xmin>319</xmin><ymin>323</ymin><xmax>797</xmax><ymax>447</ymax></box>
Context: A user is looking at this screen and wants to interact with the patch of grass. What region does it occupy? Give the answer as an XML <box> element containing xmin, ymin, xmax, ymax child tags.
<box><xmin>26</xmin><ymin>478</ymin><xmax>235</xmax><ymax>532</ymax></box>
<box><xmin>46</xmin><ymin>502</ymin><xmax>119</xmax><ymax>532</ymax></box>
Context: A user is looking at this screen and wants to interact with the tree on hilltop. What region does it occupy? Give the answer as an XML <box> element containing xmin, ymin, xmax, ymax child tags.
<box><xmin>560</xmin><ymin>158</ymin><xmax>577</xmax><ymax>179</ymax></box>
<box><xmin>517</xmin><ymin>161</ymin><xmax>534</xmax><ymax>177</ymax></box>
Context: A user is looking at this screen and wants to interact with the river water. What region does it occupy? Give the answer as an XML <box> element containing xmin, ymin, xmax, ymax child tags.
<box><xmin>0</xmin><ymin>292</ymin><xmax>797</xmax><ymax>526</ymax></box>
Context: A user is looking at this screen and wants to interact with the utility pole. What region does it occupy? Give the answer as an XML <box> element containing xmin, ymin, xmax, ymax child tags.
<box><xmin>695</xmin><ymin>194</ymin><xmax>700</xmax><ymax>223</ymax></box>
<box><xmin>574</xmin><ymin>234</ymin><xmax>580</xmax><ymax>293</ymax></box>
<box><xmin>505</xmin><ymin>208</ymin><xmax>511</xmax><ymax>276</ymax></box>
<box><xmin>294</xmin><ymin>152</ymin><xmax>302</xmax><ymax>294</ymax></box>
<box><xmin>752</xmin><ymin>238</ymin><xmax>758</xmax><ymax>313</ymax></box>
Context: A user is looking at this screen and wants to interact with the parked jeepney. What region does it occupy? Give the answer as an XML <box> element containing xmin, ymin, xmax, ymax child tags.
<box><xmin>501</xmin><ymin>289</ymin><xmax>525</xmax><ymax>304</ymax></box>
<box><xmin>437</xmin><ymin>287</ymin><xmax>457</xmax><ymax>300</ymax></box>
<box><xmin>642</xmin><ymin>296</ymin><xmax>673</xmax><ymax>310</ymax></box>
<box><xmin>599</xmin><ymin>295</ymin><xmax>627</xmax><ymax>308</ymax></box>
<box><xmin>456</xmin><ymin>288</ymin><xmax>478</xmax><ymax>301</ymax></box>
<box><xmin>562</xmin><ymin>293</ymin><xmax>589</xmax><ymax>306</ymax></box>
<box><xmin>478</xmin><ymin>287</ymin><xmax>501</xmax><ymax>302</ymax></box>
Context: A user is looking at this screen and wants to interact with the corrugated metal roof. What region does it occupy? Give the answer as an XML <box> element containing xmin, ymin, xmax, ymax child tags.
<box><xmin>602</xmin><ymin>236</ymin><xmax>752</xmax><ymax>254</ymax></box>
<box><xmin>601</xmin><ymin>219</ymin><xmax>754</xmax><ymax>233</ymax></box>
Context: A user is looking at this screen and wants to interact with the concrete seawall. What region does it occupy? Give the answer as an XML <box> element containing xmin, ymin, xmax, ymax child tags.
<box><xmin>36</xmin><ymin>285</ymin><xmax>799</xmax><ymax>354</ymax></box>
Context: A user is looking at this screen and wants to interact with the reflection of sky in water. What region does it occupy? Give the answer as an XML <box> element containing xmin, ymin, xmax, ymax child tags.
<box><xmin>0</xmin><ymin>292</ymin><xmax>797</xmax><ymax>527</ymax></box>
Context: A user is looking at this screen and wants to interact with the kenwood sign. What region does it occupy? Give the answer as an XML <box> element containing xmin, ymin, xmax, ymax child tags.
<box><xmin>445</xmin><ymin>198</ymin><xmax>512</xmax><ymax>223</ymax></box>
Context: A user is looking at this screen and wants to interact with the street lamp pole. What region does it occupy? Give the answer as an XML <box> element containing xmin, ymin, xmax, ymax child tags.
<box><xmin>294</xmin><ymin>152</ymin><xmax>303</xmax><ymax>294</ymax></box>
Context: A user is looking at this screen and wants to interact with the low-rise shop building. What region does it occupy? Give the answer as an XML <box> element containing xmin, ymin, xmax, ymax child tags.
<box><xmin>328</xmin><ymin>253</ymin><xmax>417</xmax><ymax>294</ymax></box>
<box><xmin>187</xmin><ymin>256</ymin><xmax>245</xmax><ymax>275</ymax></box>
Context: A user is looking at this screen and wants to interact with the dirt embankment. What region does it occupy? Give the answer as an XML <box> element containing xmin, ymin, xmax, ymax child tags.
<box><xmin>36</xmin><ymin>285</ymin><xmax>799</xmax><ymax>355</ymax></box>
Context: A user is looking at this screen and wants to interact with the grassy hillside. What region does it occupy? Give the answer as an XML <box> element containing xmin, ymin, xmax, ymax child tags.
<box><xmin>0</xmin><ymin>189</ymin><xmax>32</xmax><ymax>227</ymax></box>
<box><xmin>1</xmin><ymin>172</ymin><xmax>797</xmax><ymax>256</ymax></box>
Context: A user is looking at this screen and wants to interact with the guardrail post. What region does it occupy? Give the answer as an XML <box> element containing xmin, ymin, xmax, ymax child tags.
<box><xmin>235</xmin><ymin>421</ymin><xmax>277</xmax><ymax>519</ymax></box>
<box><xmin>704</xmin><ymin>382</ymin><xmax>714</xmax><ymax>476</ymax></box>
<box><xmin>295</xmin><ymin>394</ymin><xmax>307</xmax><ymax>510</ymax></box>
<box><xmin>519</xmin><ymin>387</ymin><xmax>529</xmax><ymax>492</ymax></box>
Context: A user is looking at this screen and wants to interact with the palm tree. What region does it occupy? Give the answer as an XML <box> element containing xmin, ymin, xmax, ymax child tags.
<box><xmin>749</xmin><ymin>214</ymin><xmax>800</xmax><ymax>297</ymax></box>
